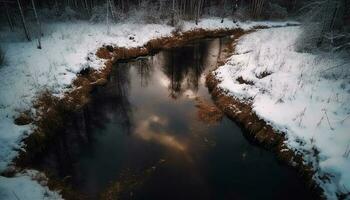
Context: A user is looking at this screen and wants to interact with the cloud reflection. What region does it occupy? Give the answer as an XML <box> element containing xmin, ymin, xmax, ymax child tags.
<box><xmin>134</xmin><ymin>115</ymin><xmax>187</xmax><ymax>152</ymax></box>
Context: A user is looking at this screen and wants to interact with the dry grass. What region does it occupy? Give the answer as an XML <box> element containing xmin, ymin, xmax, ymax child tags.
<box><xmin>195</xmin><ymin>98</ymin><xmax>223</xmax><ymax>124</ymax></box>
<box><xmin>256</xmin><ymin>71</ymin><xmax>273</xmax><ymax>79</ymax></box>
<box><xmin>236</xmin><ymin>76</ymin><xmax>254</xmax><ymax>85</ymax></box>
<box><xmin>100</xmin><ymin>159</ymin><xmax>165</xmax><ymax>200</ymax></box>
<box><xmin>96</xmin><ymin>47</ymin><xmax>113</xmax><ymax>59</ymax></box>
<box><xmin>14</xmin><ymin>112</ymin><xmax>33</xmax><ymax>125</ymax></box>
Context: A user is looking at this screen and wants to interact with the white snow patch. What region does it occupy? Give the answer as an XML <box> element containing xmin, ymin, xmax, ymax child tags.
<box><xmin>0</xmin><ymin>170</ymin><xmax>62</xmax><ymax>200</ymax></box>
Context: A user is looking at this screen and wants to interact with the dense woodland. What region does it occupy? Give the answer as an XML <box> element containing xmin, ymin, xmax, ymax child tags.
<box><xmin>0</xmin><ymin>0</ymin><xmax>349</xmax><ymax>52</ymax></box>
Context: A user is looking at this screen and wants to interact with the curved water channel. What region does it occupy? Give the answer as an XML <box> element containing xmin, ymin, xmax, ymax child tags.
<box><xmin>34</xmin><ymin>37</ymin><xmax>314</xmax><ymax>199</ymax></box>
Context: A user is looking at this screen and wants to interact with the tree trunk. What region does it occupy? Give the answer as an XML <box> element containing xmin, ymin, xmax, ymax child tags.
<box><xmin>232</xmin><ymin>0</ymin><xmax>239</xmax><ymax>22</ymax></box>
<box><xmin>4</xmin><ymin>2</ymin><xmax>14</xmax><ymax>31</ymax></box>
<box><xmin>109</xmin><ymin>0</ymin><xmax>116</xmax><ymax>21</ymax></box>
<box><xmin>221</xmin><ymin>0</ymin><xmax>226</xmax><ymax>23</ymax></box>
<box><xmin>196</xmin><ymin>0</ymin><xmax>204</xmax><ymax>25</ymax></box>
<box><xmin>172</xmin><ymin>0</ymin><xmax>175</xmax><ymax>26</ymax></box>
<box><xmin>31</xmin><ymin>0</ymin><xmax>42</xmax><ymax>49</ymax></box>
<box><xmin>17</xmin><ymin>0</ymin><xmax>31</xmax><ymax>41</ymax></box>
<box><xmin>106</xmin><ymin>0</ymin><xmax>110</xmax><ymax>34</ymax></box>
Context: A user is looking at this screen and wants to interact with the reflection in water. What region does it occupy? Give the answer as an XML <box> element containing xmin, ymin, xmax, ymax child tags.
<box><xmin>106</xmin><ymin>62</ymin><xmax>132</xmax><ymax>134</ymax></box>
<box><xmin>134</xmin><ymin>115</ymin><xmax>186</xmax><ymax>152</ymax></box>
<box><xmin>155</xmin><ymin>39</ymin><xmax>217</xmax><ymax>99</ymax></box>
<box><xmin>135</xmin><ymin>58</ymin><xmax>153</xmax><ymax>88</ymax></box>
<box><xmin>32</xmin><ymin>37</ymin><xmax>314</xmax><ymax>200</ymax></box>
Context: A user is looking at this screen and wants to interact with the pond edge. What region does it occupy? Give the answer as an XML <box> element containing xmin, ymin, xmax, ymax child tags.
<box><xmin>205</xmin><ymin>31</ymin><xmax>325</xmax><ymax>200</ymax></box>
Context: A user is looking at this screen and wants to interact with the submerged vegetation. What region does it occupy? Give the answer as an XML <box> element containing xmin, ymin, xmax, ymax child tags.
<box><xmin>195</xmin><ymin>98</ymin><xmax>224</xmax><ymax>124</ymax></box>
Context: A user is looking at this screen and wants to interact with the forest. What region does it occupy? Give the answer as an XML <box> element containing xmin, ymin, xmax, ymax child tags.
<box><xmin>1</xmin><ymin>0</ymin><xmax>349</xmax><ymax>51</ymax></box>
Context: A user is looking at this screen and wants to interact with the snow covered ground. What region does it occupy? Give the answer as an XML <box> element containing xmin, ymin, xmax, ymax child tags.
<box><xmin>0</xmin><ymin>18</ymin><xmax>295</xmax><ymax>199</ymax></box>
<box><xmin>214</xmin><ymin>26</ymin><xmax>350</xmax><ymax>199</ymax></box>
<box><xmin>0</xmin><ymin>170</ymin><xmax>62</xmax><ymax>200</ymax></box>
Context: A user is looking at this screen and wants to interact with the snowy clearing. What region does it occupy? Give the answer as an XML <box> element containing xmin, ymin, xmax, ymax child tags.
<box><xmin>0</xmin><ymin>19</ymin><xmax>295</xmax><ymax>199</ymax></box>
<box><xmin>214</xmin><ymin>26</ymin><xmax>350</xmax><ymax>199</ymax></box>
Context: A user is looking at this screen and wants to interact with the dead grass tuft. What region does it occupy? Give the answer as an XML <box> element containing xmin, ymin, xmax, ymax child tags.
<box><xmin>96</xmin><ymin>47</ymin><xmax>112</xmax><ymax>59</ymax></box>
<box><xmin>113</xmin><ymin>47</ymin><xmax>149</xmax><ymax>60</ymax></box>
<box><xmin>256</xmin><ymin>71</ymin><xmax>272</xmax><ymax>79</ymax></box>
<box><xmin>195</xmin><ymin>98</ymin><xmax>223</xmax><ymax>124</ymax></box>
<box><xmin>100</xmin><ymin>159</ymin><xmax>165</xmax><ymax>200</ymax></box>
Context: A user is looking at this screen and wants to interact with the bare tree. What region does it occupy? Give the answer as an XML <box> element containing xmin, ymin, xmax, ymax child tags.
<box><xmin>232</xmin><ymin>0</ymin><xmax>239</xmax><ymax>22</ymax></box>
<box><xmin>298</xmin><ymin>0</ymin><xmax>348</xmax><ymax>51</ymax></box>
<box><xmin>251</xmin><ymin>0</ymin><xmax>265</xmax><ymax>19</ymax></box>
<box><xmin>196</xmin><ymin>0</ymin><xmax>204</xmax><ymax>25</ymax></box>
<box><xmin>172</xmin><ymin>0</ymin><xmax>176</xmax><ymax>26</ymax></box>
<box><xmin>17</xmin><ymin>0</ymin><xmax>31</xmax><ymax>41</ymax></box>
<box><xmin>31</xmin><ymin>0</ymin><xmax>42</xmax><ymax>49</ymax></box>
<box><xmin>3</xmin><ymin>2</ymin><xmax>14</xmax><ymax>31</ymax></box>
<box><xmin>221</xmin><ymin>0</ymin><xmax>227</xmax><ymax>23</ymax></box>
<box><xmin>106</xmin><ymin>0</ymin><xmax>110</xmax><ymax>34</ymax></box>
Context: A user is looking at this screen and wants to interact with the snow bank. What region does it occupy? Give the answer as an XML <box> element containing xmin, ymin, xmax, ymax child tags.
<box><xmin>214</xmin><ymin>26</ymin><xmax>350</xmax><ymax>198</ymax></box>
<box><xmin>182</xmin><ymin>17</ymin><xmax>298</xmax><ymax>31</ymax></box>
<box><xmin>0</xmin><ymin>18</ymin><xmax>296</xmax><ymax>198</ymax></box>
<box><xmin>0</xmin><ymin>170</ymin><xmax>62</xmax><ymax>200</ymax></box>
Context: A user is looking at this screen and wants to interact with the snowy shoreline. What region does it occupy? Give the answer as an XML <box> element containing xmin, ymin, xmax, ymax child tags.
<box><xmin>0</xmin><ymin>19</ymin><xmax>297</xmax><ymax>199</ymax></box>
<box><xmin>211</xmin><ymin>26</ymin><xmax>350</xmax><ymax>199</ymax></box>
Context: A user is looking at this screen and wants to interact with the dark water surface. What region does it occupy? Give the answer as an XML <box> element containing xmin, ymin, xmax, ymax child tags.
<box><xmin>37</xmin><ymin>37</ymin><xmax>314</xmax><ymax>199</ymax></box>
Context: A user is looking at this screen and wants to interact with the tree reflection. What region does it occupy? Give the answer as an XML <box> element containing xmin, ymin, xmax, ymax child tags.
<box><xmin>135</xmin><ymin>58</ymin><xmax>153</xmax><ymax>88</ymax></box>
<box><xmin>161</xmin><ymin>41</ymin><xmax>210</xmax><ymax>99</ymax></box>
<box><xmin>81</xmin><ymin>62</ymin><xmax>133</xmax><ymax>137</ymax></box>
<box><xmin>32</xmin><ymin>62</ymin><xmax>133</xmax><ymax>188</ymax></box>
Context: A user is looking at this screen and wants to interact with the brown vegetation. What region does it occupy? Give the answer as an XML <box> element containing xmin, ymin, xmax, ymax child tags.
<box><xmin>236</xmin><ymin>76</ymin><xmax>254</xmax><ymax>85</ymax></box>
<box><xmin>256</xmin><ymin>71</ymin><xmax>272</xmax><ymax>79</ymax></box>
<box><xmin>14</xmin><ymin>112</ymin><xmax>33</xmax><ymax>125</ymax></box>
<box><xmin>100</xmin><ymin>159</ymin><xmax>166</xmax><ymax>200</ymax></box>
<box><xmin>195</xmin><ymin>98</ymin><xmax>223</xmax><ymax>125</ymax></box>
